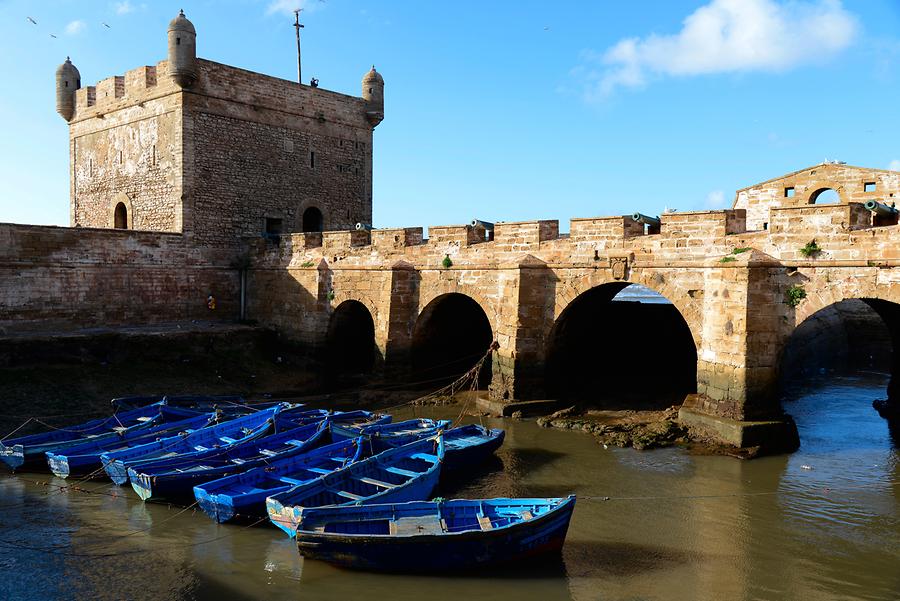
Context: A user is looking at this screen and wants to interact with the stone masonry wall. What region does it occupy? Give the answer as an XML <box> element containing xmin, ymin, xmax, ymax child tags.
<box><xmin>182</xmin><ymin>60</ymin><xmax>374</xmax><ymax>247</ymax></box>
<box><xmin>0</xmin><ymin>223</ymin><xmax>238</xmax><ymax>333</ymax></box>
<box><xmin>734</xmin><ymin>162</ymin><xmax>900</xmax><ymax>231</ymax></box>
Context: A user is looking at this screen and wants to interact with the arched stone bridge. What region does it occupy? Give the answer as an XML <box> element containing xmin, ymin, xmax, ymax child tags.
<box><xmin>249</xmin><ymin>163</ymin><xmax>900</xmax><ymax>452</ymax></box>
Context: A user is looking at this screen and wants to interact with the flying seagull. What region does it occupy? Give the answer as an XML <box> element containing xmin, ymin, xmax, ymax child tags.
<box><xmin>26</xmin><ymin>17</ymin><xmax>37</xmax><ymax>25</ymax></box>
<box><xmin>50</xmin><ymin>34</ymin><xmax>57</xmax><ymax>38</ymax></box>
<box><xmin>102</xmin><ymin>22</ymin><xmax>111</xmax><ymax>28</ymax></box>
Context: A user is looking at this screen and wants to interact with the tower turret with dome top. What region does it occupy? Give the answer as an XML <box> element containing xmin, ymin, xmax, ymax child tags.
<box><xmin>362</xmin><ymin>66</ymin><xmax>384</xmax><ymax>127</ymax></box>
<box><xmin>168</xmin><ymin>9</ymin><xmax>197</xmax><ymax>88</ymax></box>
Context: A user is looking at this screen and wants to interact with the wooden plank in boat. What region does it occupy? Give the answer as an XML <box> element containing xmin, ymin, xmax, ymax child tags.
<box><xmin>356</xmin><ymin>477</ymin><xmax>396</xmax><ymax>489</ymax></box>
<box><xmin>478</xmin><ymin>516</ymin><xmax>493</xmax><ymax>531</ymax></box>
<box><xmin>335</xmin><ymin>490</ymin><xmax>364</xmax><ymax>501</ymax></box>
<box><xmin>384</xmin><ymin>466</ymin><xmax>419</xmax><ymax>478</ymax></box>
<box><xmin>389</xmin><ymin>517</ymin><xmax>443</xmax><ymax>536</ymax></box>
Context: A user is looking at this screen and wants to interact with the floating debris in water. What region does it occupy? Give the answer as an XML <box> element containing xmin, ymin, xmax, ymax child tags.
<box><xmin>801</xmin><ymin>465</ymin><xmax>813</xmax><ymax>470</ymax></box>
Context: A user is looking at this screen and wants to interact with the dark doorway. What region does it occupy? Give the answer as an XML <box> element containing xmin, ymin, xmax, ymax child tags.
<box><xmin>114</xmin><ymin>202</ymin><xmax>128</xmax><ymax>229</ymax></box>
<box><xmin>411</xmin><ymin>293</ymin><xmax>493</xmax><ymax>389</ymax></box>
<box><xmin>545</xmin><ymin>283</ymin><xmax>697</xmax><ymax>408</ymax></box>
<box><xmin>302</xmin><ymin>207</ymin><xmax>324</xmax><ymax>232</ymax></box>
<box><xmin>326</xmin><ymin>300</ymin><xmax>376</xmax><ymax>376</ymax></box>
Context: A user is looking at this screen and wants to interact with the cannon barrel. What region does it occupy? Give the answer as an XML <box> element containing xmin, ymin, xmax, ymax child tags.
<box><xmin>471</xmin><ymin>219</ymin><xmax>495</xmax><ymax>230</ymax></box>
<box><xmin>355</xmin><ymin>222</ymin><xmax>373</xmax><ymax>231</ymax></box>
<box><xmin>864</xmin><ymin>200</ymin><xmax>897</xmax><ymax>216</ymax></box>
<box><xmin>631</xmin><ymin>212</ymin><xmax>661</xmax><ymax>227</ymax></box>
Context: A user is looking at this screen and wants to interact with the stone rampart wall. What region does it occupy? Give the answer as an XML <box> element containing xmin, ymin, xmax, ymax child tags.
<box><xmin>0</xmin><ymin>223</ymin><xmax>238</xmax><ymax>333</ymax></box>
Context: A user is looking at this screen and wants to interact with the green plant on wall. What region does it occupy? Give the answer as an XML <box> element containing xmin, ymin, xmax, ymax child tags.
<box><xmin>799</xmin><ymin>239</ymin><xmax>821</xmax><ymax>258</ymax></box>
<box><xmin>720</xmin><ymin>256</ymin><xmax>737</xmax><ymax>263</ymax></box>
<box><xmin>301</xmin><ymin>260</ymin><xmax>315</xmax><ymax>268</ymax></box>
<box><xmin>731</xmin><ymin>247</ymin><xmax>752</xmax><ymax>255</ymax></box>
<box><xmin>442</xmin><ymin>254</ymin><xmax>453</xmax><ymax>269</ymax></box>
<box><xmin>786</xmin><ymin>284</ymin><xmax>807</xmax><ymax>307</ymax></box>
<box><xmin>326</xmin><ymin>290</ymin><xmax>335</xmax><ymax>301</ymax></box>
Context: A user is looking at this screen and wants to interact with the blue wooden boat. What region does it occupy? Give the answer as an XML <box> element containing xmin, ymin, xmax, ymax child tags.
<box><xmin>331</xmin><ymin>417</ymin><xmax>448</xmax><ymax>442</ymax></box>
<box><xmin>45</xmin><ymin>407</ymin><xmax>217</xmax><ymax>478</ymax></box>
<box><xmin>1</xmin><ymin>401</ymin><xmax>177</xmax><ymax>471</ymax></box>
<box><xmin>277</xmin><ymin>409</ymin><xmax>388</xmax><ymax>431</ymax></box>
<box><xmin>100</xmin><ymin>404</ymin><xmax>288</xmax><ymax>485</ymax></box>
<box><xmin>267</xmin><ymin>435</ymin><xmax>445</xmax><ymax>538</ymax></box>
<box><xmin>293</xmin><ymin>496</ymin><xmax>576</xmax><ymax>572</ymax></box>
<box><xmin>331</xmin><ymin>414</ymin><xmax>396</xmax><ymax>440</ymax></box>
<box><xmin>127</xmin><ymin>420</ymin><xmax>328</xmax><ymax>501</ymax></box>
<box><xmin>193</xmin><ymin>438</ymin><xmax>364</xmax><ymax>523</ymax></box>
<box><xmin>373</xmin><ymin>424</ymin><xmax>505</xmax><ymax>472</ymax></box>
<box><xmin>438</xmin><ymin>424</ymin><xmax>505</xmax><ymax>471</ymax></box>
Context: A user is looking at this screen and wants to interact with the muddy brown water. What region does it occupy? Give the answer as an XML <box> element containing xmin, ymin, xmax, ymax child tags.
<box><xmin>1</xmin><ymin>373</ymin><xmax>898</xmax><ymax>601</ymax></box>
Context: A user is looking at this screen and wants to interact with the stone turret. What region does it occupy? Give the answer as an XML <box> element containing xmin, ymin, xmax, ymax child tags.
<box><xmin>168</xmin><ymin>9</ymin><xmax>197</xmax><ymax>88</ymax></box>
<box><xmin>362</xmin><ymin>66</ymin><xmax>384</xmax><ymax>127</ymax></box>
<box><xmin>55</xmin><ymin>57</ymin><xmax>81</xmax><ymax>121</ymax></box>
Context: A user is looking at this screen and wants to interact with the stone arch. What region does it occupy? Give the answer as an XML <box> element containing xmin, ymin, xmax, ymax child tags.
<box><xmin>552</xmin><ymin>270</ymin><xmax>703</xmax><ymax>350</ymax></box>
<box><xmin>417</xmin><ymin>282</ymin><xmax>498</xmax><ymax>336</ymax></box>
<box><xmin>779</xmin><ymin>278</ymin><xmax>900</xmax><ymax>403</ymax></box>
<box><xmin>108</xmin><ymin>192</ymin><xmax>133</xmax><ymax>230</ymax></box>
<box><xmin>804</xmin><ymin>181</ymin><xmax>845</xmax><ymax>205</ymax></box>
<box><xmin>411</xmin><ymin>292</ymin><xmax>494</xmax><ymax>388</ymax></box>
<box><xmin>325</xmin><ymin>299</ymin><xmax>378</xmax><ymax>375</ymax></box>
<box><xmin>301</xmin><ymin>205</ymin><xmax>324</xmax><ymax>232</ymax></box>
<box><xmin>546</xmin><ymin>278</ymin><xmax>699</xmax><ymax>405</ymax></box>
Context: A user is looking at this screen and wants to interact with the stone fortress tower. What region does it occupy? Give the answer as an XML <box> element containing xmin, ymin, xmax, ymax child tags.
<box><xmin>55</xmin><ymin>10</ymin><xmax>383</xmax><ymax>247</ymax></box>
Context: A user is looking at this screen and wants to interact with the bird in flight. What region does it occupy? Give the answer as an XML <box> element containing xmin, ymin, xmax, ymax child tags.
<box><xmin>26</xmin><ymin>16</ymin><xmax>37</xmax><ymax>25</ymax></box>
<box><xmin>50</xmin><ymin>34</ymin><xmax>57</xmax><ymax>38</ymax></box>
<box><xmin>102</xmin><ymin>22</ymin><xmax>111</xmax><ymax>28</ymax></box>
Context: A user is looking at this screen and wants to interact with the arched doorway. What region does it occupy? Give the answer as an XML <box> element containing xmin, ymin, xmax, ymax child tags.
<box><xmin>302</xmin><ymin>207</ymin><xmax>324</xmax><ymax>232</ymax></box>
<box><xmin>114</xmin><ymin>202</ymin><xmax>128</xmax><ymax>229</ymax></box>
<box><xmin>546</xmin><ymin>283</ymin><xmax>697</xmax><ymax>408</ymax></box>
<box><xmin>810</xmin><ymin>188</ymin><xmax>841</xmax><ymax>204</ymax></box>
<box><xmin>326</xmin><ymin>300</ymin><xmax>377</xmax><ymax>376</ymax></box>
<box><xmin>411</xmin><ymin>293</ymin><xmax>493</xmax><ymax>389</ymax></box>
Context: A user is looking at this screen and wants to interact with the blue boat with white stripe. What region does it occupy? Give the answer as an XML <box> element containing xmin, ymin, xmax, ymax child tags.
<box><xmin>192</xmin><ymin>437</ymin><xmax>364</xmax><ymax>523</ymax></box>
<box><xmin>292</xmin><ymin>496</ymin><xmax>576</xmax><ymax>572</ymax></box>
<box><xmin>267</xmin><ymin>435</ymin><xmax>445</xmax><ymax>537</ymax></box>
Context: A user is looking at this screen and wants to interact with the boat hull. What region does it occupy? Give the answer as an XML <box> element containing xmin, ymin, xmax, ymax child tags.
<box><xmin>295</xmin><ymin>497</ymin><xmax>576</xmax><ymax>572</ymax></box>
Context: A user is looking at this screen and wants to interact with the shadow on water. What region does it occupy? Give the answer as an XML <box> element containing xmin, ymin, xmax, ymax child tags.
<box><xmin>562</xmin><ymin>540</ymin><xmax>699</xmax><ymax>578</ymax></box>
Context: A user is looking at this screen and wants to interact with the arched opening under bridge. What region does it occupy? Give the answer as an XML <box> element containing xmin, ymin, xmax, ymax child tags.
<box><xmin>546</xmin><ymin>283</ymin><xmax>697</xmax><ymax>409</ymax></box>
<box><xmin>779</xmin><ymin>298</ymin><xmax>900</xmax><ymax>448</ymax></box>
<box><xmin>325</xmin><ymin>300</ymin><xmax>377</xmax><ymax>376</ymax></box>
<box><xmin>411</xmin><ymin>293</ymin><xmax>493</xmax><ymax>390</ymax></box>
<box><xmin>810</xmin><ymin>188</ymin><xmax>841</xmax><ymax>205</ymax></box>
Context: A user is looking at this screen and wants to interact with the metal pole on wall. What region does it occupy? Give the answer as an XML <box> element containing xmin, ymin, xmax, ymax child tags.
<box><xmin>293</xmin><ymin>9</ymin><xmax>304</xmax><ymax>83</ymax></box>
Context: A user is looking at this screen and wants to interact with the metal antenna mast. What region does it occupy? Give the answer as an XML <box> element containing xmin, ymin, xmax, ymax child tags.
<box><xmin>293</xmin><ymin>8</ymin><xmax>304</xmax><ymax>83</ymax></box>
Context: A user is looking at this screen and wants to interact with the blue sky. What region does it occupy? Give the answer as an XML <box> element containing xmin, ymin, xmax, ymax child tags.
<box><xmin>1</xmin><ymin>0</ymin><xmax>899</xmax><ymax>230</ymax></box>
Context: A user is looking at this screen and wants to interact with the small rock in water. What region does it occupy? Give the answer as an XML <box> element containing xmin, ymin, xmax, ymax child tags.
<box><xmin>801</xmin><ymin>464</ymin><xmax>813</xmax><ymax>470</ymax></box>
<box><xmin>510</xmin><ymin>410</ymin><xmax>523</xmax><ymax>420</ymax></box>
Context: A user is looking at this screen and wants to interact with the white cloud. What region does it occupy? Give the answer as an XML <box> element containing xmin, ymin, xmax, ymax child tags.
<box><xmin>114</xmin><ymin>1</ymin><xmax>134</xmax><ymax>15</ymax></box>
<box><xmin>889</xmin><ymin>160</ymin><xmax>900</xmax><ymax>172</ymax></box>
<box><xmin>582</xmin><ymin>0</ymin><xmax>859</xmax><ymax>98</ymax></box>
<box><xmin>266</xmin><ymin>0</ymin><xmax>321</xmax><ymax>17</ymax></box>
<box><xmin>704</xmin><ymin>190</ymin><xmax>727</xmax><ymax>209</ymax></box>
<box><xmin>65</xmin><ymin>20</ymin><xmax>86</xmax><ymax>35</ymax></box>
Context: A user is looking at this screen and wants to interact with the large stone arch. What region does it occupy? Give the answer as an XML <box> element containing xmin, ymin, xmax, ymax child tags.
<box><xmin>551</xmin><ymin>269</ymin><xmax>703</xmax><ymax>350</ymax></box>
<box><xmin>416</xmin><ymin>278</ymin><xmax>498</xmax><ymax>337</ymax></box>
<box><xmin>545</xmin><ymin>274</ymin><xmax>699</xmax><ymax>405</ymax></box>
<box><xmin>411</xmin><ymin>291</ymin><xmax>495</xmax><ymax>388</ymax></box>
<box><xmin>324</xmin><ymin>299</ymin><xmax>379</xmax><ymax>375</ymax></box>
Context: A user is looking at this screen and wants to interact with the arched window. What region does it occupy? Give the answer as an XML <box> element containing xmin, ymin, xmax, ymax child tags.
<box><xmin>114</xmin><ymin>202</ymin><xmax>128</xmax><ymax>229</ymax></box>
<box><xmin>302</xmin><ymin>207</ymin><xmax>324</xmax><ymax>232</ymax></box>
<box><xmin>810</xmin><ymin>188</ymin><xmax>841</xmax><ymax>204</ymax></box>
